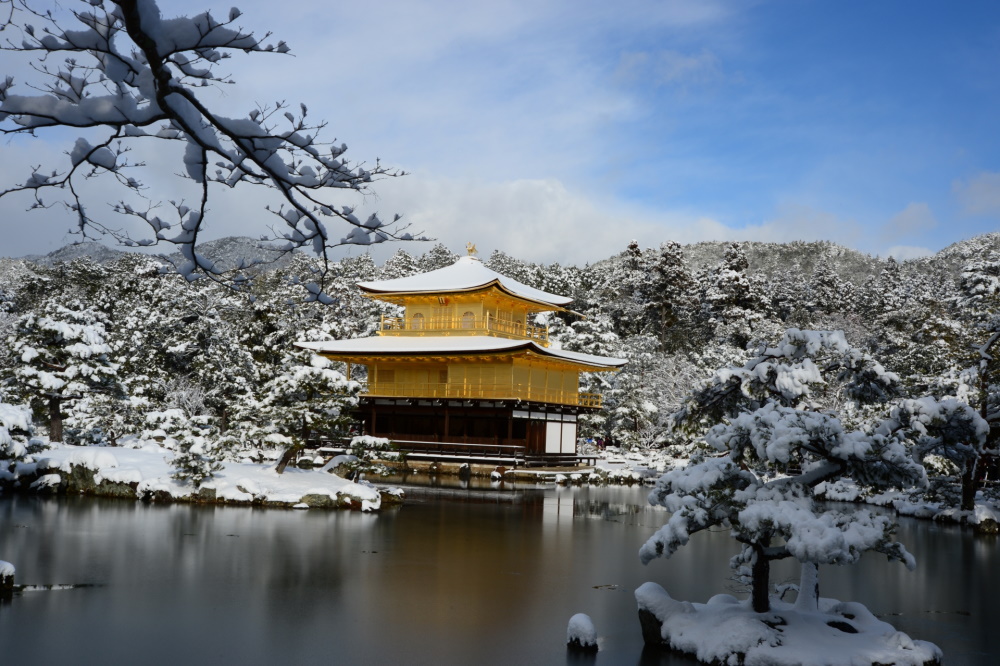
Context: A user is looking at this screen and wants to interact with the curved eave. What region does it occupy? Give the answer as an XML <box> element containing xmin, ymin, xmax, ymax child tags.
<box><xmin>295</xmin><ymin>338</ymin><xmax>626</xmax><ymax>372</ymax></box>
<box><xmin>360</xmin><ymin>281</ymin><xmax>569</xmax><ymax>311</ymax></box>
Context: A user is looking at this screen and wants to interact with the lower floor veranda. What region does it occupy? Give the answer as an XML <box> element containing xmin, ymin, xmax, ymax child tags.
<box><xmin>353</xmin><ymin>397</ymin><xmax>589</xmax><ymax>465</ymax></box>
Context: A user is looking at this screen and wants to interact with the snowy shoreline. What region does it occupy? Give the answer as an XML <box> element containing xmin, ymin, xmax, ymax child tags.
<box><xmin>0</xmin><ymin>442</ymin><xmax>400</xmax><ymax>511</ymax></box>
<box><xmin>585</xmin><ymin>445</ymin><xmax>1000</xmax><ymax>534</ymax></box>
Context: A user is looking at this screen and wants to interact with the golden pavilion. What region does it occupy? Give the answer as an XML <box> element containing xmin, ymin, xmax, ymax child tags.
<box><xmin>297</xmin><ymin>247</ymin><xmax>626</xmax><ymax>466</ymax></box>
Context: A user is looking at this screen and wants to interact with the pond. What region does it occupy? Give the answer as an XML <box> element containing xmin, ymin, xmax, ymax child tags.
<box><xmin>0</xmin><ymin>484</ymin><xmax>995</xmax><ymax>665</ymax></box>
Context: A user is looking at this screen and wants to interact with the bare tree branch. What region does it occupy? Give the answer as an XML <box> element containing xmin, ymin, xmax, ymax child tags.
<box><xmin>0</xmin><ymin>0</ymin><xmax>426</xmax><ymax>296</ymax></box>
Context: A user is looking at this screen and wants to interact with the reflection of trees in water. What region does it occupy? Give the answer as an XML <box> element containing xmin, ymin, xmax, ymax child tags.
<box><xmin>2</xmin><ymin>496</ymin><xmax>390</xmax><ymax>611</ymax></box>
<box><xmin>577</xmin><ymin>500</ymin><xmax>644</xmax><ymax>521</ymax></box>
<box><xmin>3</xmin><ymin>491</ymin><xmax>996</xmax><ymax>662</ymax></box>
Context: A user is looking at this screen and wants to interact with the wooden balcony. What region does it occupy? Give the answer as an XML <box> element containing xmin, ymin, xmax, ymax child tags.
<box><xmin>361</xmin><ymin>381</ymin><xmax>601</xmax><ymax>408</ymax></box>
<box><xmin>379</xmin><ymin>314</ymin><xmax>549</xmax><ymax>345</ymax></box>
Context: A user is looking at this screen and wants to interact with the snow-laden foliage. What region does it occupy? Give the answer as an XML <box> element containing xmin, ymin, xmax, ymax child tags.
<box><xmin>245</xmin><ymin>351</ymin><xmax>358</xmax><ymax>450</ymax></box>
<box><xmin>170</xmin><ymin>433</ymin><xmax>222</xmax><ymax>487</ymax></box>
<box><xmin>672</xmin><ymin>329</ymin><xmax>900</xmax><ymax>436</ymax></box>
<box><xmin>0</xmin><ymin>0</ymin><xmax>420</xmax><ymax>295</ymax></box>
<box><xmin>643</xmin><ymin>329</ymin><xmax>926</xmax><ymax>613</ymax></box>
<box><xmin>5</xmin><ymin>301</ymin><xmax>123</xmax><ymax>441</ymax></box>
<box><xmin>0</xmin><ymin>401</ymin><xmax>38</xmax><ymax>463</ymax></box>
<box><xmin>1</xmin><ymin>231</ymin><xmax>1000</xmax><ymax>505</ymax></box>
<box><xmin>883</xmin><ymin>397</ymin><xmax>989</xmax><ymax>465</ymax></box>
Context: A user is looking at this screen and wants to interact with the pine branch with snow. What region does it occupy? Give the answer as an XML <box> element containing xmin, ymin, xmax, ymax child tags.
<box><xmin>645</xmin><ymin>329</ymin><xmax>924</xmax><ymax>613</ymax></box>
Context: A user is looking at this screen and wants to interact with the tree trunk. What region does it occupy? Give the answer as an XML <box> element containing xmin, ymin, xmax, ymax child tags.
<box><xmin>961</xmin><ymin>459</ymin><xmax>978</xmax><ymax>512</ymax></box>
<box><xmin>794</xmin><ymin>562</ymin><xmax>819</xmax><ymax>612</ymax></box>
<box><xmin>48</xmin><ymin>395</ymin><xmax>63</xmax><ymax>443</ymax></box>
<box><xmin>751</xmin><ymin>539</ymin><xmax>771</xmax><ymax>613</ymax></box>
<box><xmin>275</xmin><ymin>444</ymin><xmax>302</xmax><ymax>475</ymax></box>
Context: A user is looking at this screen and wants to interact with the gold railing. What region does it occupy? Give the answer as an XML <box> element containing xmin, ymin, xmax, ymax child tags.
<box><xmin>362</xmin><ymin>381</ymin><xmax>601</xmax><ymax>408</ymax></box>
<box><xmin>379</xmin><ymin>314</ymin><xmax>549</xmax><ymax>345</ymax></box>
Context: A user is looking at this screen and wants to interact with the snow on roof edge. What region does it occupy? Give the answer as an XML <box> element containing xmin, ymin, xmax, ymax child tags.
<box><xmin>295</xmin><ymin>337</ymin><xmax>626</xmax><ymax>369</ymax></box>
<box><xmin>357</xmin><ymin>256</ymin><xmax>573</xmax><ymax>307</ymax></box>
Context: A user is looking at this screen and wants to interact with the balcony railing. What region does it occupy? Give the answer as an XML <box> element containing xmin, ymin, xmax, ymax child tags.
<box><xmin>379</xmin><ymin>314</ymin><xmax>549</xmax><ymax>345</ymax></box>
<box><xmin>361</xmin><ymin>381</ymin><xmax>601</xmax><ymax>408</ymax></box>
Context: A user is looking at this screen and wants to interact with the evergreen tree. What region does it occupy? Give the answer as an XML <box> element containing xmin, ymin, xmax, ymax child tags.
<box><xmin>485</xmin><ymin>249</ymin><xmax>535</xmax><ymax>285</ymax></box>
<box><xmin>645</xmin><ymin>329</ymin><xmax>925</xmax><ymax>613</ymax></box>
<box><xmin>171</xmin><ymin>434</ymin><xmax>224</xmax><ymax>488</ymax></box>
<box><xmin>646</xmin><ymin>241</ymin><xmax>697</xmax><ymax>350</ymax></box>
<box><xmin>420</xmin><ymin>244</ymin><xmax>460</xmax><ymax>271</ymax></box>
<box><xmin>6</xmin><ymin>302</ymin><xmax>123</xmax><ymax>441</ymax></box>
<box><xmin>698</xmin><ymin>243</ymin><xmax>771</xmax><ymax>350</ymax></box>
<box><xmin>0</xmin><ymin>401</ymin><xmax>36</xmax><ymax>464</ymax></box>
<box><xmin>379</xmin><ymin>249</ymin><xmax>421</xmax><ymax>280</ymax></box>
<box><xmin>249</xmin><ymin>351</ymin><xmax>359</xmax><ymax>473</ymax></box>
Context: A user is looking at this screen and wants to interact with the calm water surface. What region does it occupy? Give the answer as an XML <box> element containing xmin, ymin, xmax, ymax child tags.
<box><xmin>0</xmin><ymin>484</ymin><xmax>995</xmax><ymax>665</ymax></box>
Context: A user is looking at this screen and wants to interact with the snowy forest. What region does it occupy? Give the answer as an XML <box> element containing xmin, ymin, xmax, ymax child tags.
<box><xmin>1</xmin><ymin>1</ymin><xmax>997</xmax><ymax>662</ymax></box>
<box><xmin>1</xmin><ymin>233</ymin><xmax>998</xmax><ymax>511</ymax></box>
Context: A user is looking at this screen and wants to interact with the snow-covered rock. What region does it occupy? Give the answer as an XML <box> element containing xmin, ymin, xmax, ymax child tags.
<box><xmin>566</xmin><ymin>613</ymin><xmax>598</xmax><ymax>652</ymax></box>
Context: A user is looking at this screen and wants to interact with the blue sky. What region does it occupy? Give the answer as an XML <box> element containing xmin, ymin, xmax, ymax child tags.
<box><xmin>2</xmin><ymin>0</ymin><xmax>999</xmax><ymax>264</ymax></box>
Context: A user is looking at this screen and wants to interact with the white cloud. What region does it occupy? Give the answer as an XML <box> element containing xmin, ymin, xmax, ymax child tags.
<box><xmin>881</xmin><ymin>202</ymin><xmax>937</xmax><ymax>241</ymax></box>
<box><xmin>953</xmin><ymin>171</ymin><xmax>1000</xmax><ymax>216</ymax></box>
<box><xmin>884</xmin><ymin>245</ymin><xmax>933</xmax><ymax>261</ymax></box>
<box><xmin>735</xmin><ymin>203</ymin><xmax>864</xmax><ymax>247</ymax></box>
<box><xmin>364</xmin><ymin>177</ymin><xmax>877</xmax><ymax>265</ymax></box>
<box><xmin>369</xmin><ymin>174</ymin><xmax>687</xmax><ymax>264</ymax></box>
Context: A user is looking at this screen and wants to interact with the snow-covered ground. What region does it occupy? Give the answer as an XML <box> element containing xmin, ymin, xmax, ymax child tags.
<box><xmin>3</xmin><ymin>441</ymin><xmax>385</xmax><ymax>511</ymax></box>
<box><xmin>589</xmin><ymin>444</ymin><xmax>685</xmax><ymax>482</ymax></box>
<box><xmin>637</xmin><ymin>582</ymin><xmax>941</xmax><ymax>666</ymax></box>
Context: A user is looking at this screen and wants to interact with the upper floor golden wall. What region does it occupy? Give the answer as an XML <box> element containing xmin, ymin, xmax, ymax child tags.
<box><xmin>374</xmin><ymin>288</ymin><xmax>550</xmax><ymax>346</ymax></box>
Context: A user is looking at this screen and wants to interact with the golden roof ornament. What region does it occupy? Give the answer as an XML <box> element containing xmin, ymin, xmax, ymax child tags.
<box><xmin>466</xmin><ymin>242</ymin><xmax>478</xmax><ymax>257</ymax></box>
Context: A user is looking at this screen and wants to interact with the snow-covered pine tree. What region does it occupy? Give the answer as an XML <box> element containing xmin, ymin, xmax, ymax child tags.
<box><xmin>171</xmin><ymin>434</ymin><xmax>223</xmax><ymax>488</ymax></box>
<box><xmin>643</xmin><ymin>329</ymin><xmax>926</xmax><ymax>613</ymax></box>
<box><xmin>645</xmin><ymin>241</ymin><xmax>697</xmax><ymax>351</ymax></box>
<box><xmin>6</xmin><ymin>302</ymin><xmax>123</xmax><ymax>442</ymax></box>
<box><xmin>0</xmin><ymin>401</ymin><xmax>36</xmax><ymax>465</ymax></box>
<box><xmin>955</xmin><ymin>252</ymin><xmax>1000</xmax><ymax>506</ymax></box>
<box><xmin>594</xmin><ymin>240</ymin><xmax>650</xmax><ymax>338</ymax></box>
<box><xmin>484</xmin><ymin>249</ymin><xmax>536</xmax><ymax>286</ymax></box>
<box><xmin>379</xmin><ymin>249</ymin><xmax>421</xmax><ymax>280</ymax></box>
<box><xmin>559</xmin><ymin>314</ymin><xmax>620</xmax><ymax>440</ymax></box>
<box><xmin>253</xmin><ymin>350</ymin><xmax>358</xmax><ymax>473</ymax></box>
<box><xmin>600</xmin><ymin>335</ymin><xmax>662</xmax><ymax>450</ymax></box>
<box><xmin>806</xmin><ymin>254</ymin><xmax>852</xmax><ymax>316</ymax></box>
<box><xmin>421</xmin><ymin>244</ymin><xmax>460</xmax><ymax>272</ymax></box>
<box><xmin>881</xmin><ymin>396</ymin><xmax>989</xmax><ymax>512</ymax></box>
<box><xmin>697</xmin><ymin>242</ymin><xmax>772</xmax><ymax>350</ymax></box>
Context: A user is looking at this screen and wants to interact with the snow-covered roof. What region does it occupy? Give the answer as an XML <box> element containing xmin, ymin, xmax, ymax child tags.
<box><xmin>296</xmin><ymin>336</ymin><xmax>626</xmax><ymax>370</ymax></box>
<box><xmin>357</xmin><ymin>256</ymin><xmax>573</xmax><ymax>308</ymax></box>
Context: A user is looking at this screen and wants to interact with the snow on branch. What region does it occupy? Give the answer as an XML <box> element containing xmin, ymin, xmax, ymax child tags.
<box><xmin>0</xmin><ymin>0</ymin><xmax>424</xmax><ymax>295</ymax></box>
<box><xmin>646</xmin><ymin>329</ymin><xmax>926</xmax><ymax>613</ymax></box>
<box><xmin>672</xmin><ymin>328</ymin><xmax>900</xmax><ymax>434</ymax></box>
